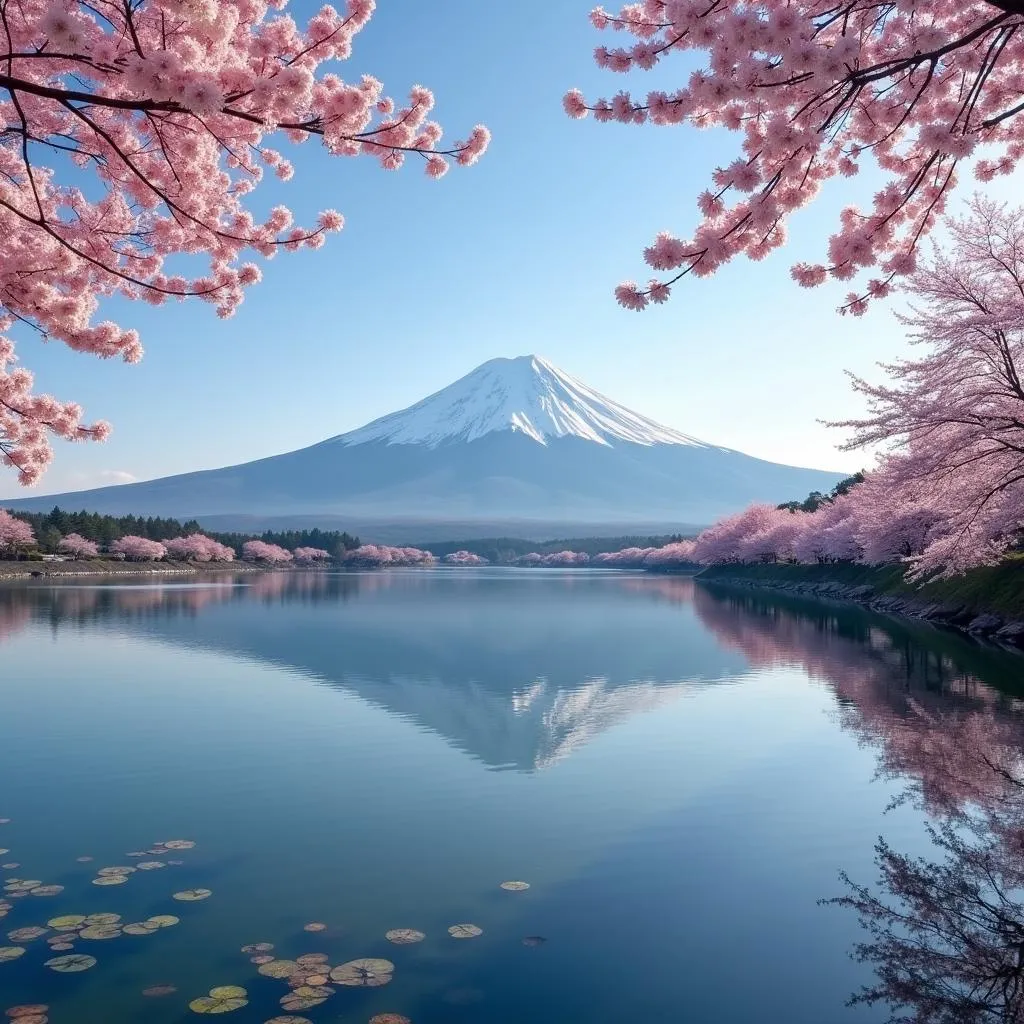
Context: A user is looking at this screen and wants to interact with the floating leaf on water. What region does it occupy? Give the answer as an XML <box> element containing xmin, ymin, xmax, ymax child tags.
<box><xmin>142</xmin><ymin>985</ymin><xmax>177</xmax><ymax>998</ymax></box>
<box><xmin>136</xmin><ymin>862</ymin><xmax>166</xmax><ymax>871</ymax></box>
<box><xmin>84</xmin><ymin>914</ymin><xmax>120</xmax><ymax>925</ymax></box>
<box><xmin>75</xmin><ymin>857</ymin><xmax>94</xmax><ymax>863</ymax></box>
<box><xmin>5</xmin><ymin>1018</ymin><xmax>42</xmax><ymax>1024</ymax></box>
<box><xmin>264</xmin><ymin>1017</ymin><xmax>312</xmax><ymax>1024</ymax></box>
<box><xmin>0</xmin><ymin>851</ymin><xmax>7</xmax><ymax>857</ymax></box>
<box><xmin>304</xmin><ymin>975</ymin><xmax>329</xmax><ymax>987</ymax></box>
<box><xmin>47</xmin><ymin>916</ymin><xmax>85</xmax><ymax>930</ymax></box>
<box><xmin>0</xmin><ymin>866</ymin><xmax>15</xmax><ymax>872</ymax></box>
<box><xmin>146</xmin><ymin>916</ymin><xmax>179</xmax><ymax>929</ymax></box>
<box><xmin>98</xmin><ymin>867</ymin><xmax>136</xmax><ymax>876</ymax></box>
<box><xmin>447</xmin><ymin>924</ymin><xmax>482</xmax><ymax>939</ymax></box>
<box><xmin>385</xmin><ymin>929</ymin><xmax>425</xmax><ymax>945</ymax></box>
<box><xmin>189</xmin><ymin>996</ymin><xmax>247</xmax><ymax>1014</ymax></box>
<box><xmin>521</xmin><ymin>935</ymin><xmax>547</xmax><ymax>947</ymax></box>
<box><xmin>5</xmin><ymin>1004</ymin><xmax>48</xmax><ymax>1017</ymax></box>
<box><xmin>295</xmin><ymin>954</ymin><xmax>328</xmax><ymax>966</ymax></box>
<box><xmin>302</xmin><ymin>923</ymin><xmax>326</xmax><ymax>933</ymax></box>
<box><xmin>209</xmin><ymin>986</ymin><xmax>247</xmax><ymax>1000</ymax></box>
<box><xmin>329</xmin><ymin>959</ymin><xmax>394</xmax><ymax>987</ymax></box>
<box><xmin>124</xmin><ymin>852</ymin><xmax>147</xmax><ymax>858</ymax></box>
<box><xmin>369</xmin><ymin>1016</ymin><xmax>411</xmax><ymax>1024</ymax></box>
<box><xmin>45</xmin><ymin>954</ymin><xmax>96</xmax><ymax>972</ymax></box>
<box><xmin>123</xmin><ymin>923</ymin><xmax>160</xmax><ymax>936</ymax></box>
<box><xmin>499</xmin><ymin>881</ymin><xmax>530</xmax><ymax>891</ymax></box>
<box><xmin>78</xmin><ymin>925</ymin><xmax>121</xmax><ymax>940</ymax></box>
<box><xmin>258</xmin><ymin>960</ymin><xmax>300</xmax><ymax>980</ymax></box>
<box><xmin>4</xmin><ymin>881</ymin><xmax>40</xmax><ymax>892</ymax></box>
<box><xmin>7</xmin><ymin>928</ymin><xmax>47</xmax><ymax>942</ymax></box>
<box><xmin>173</xmin><ymin>889</ymin><xmax>211</xmax><ymax>902</ymax></box>
<box><xmin>0</xmin><ymin>948</ymin><xmax>26</xmax><ymax>963</ymax></box>
<box><xmin>29</xmin><ymin>886</ymin><xmax>63</xmax><ymax>898</ymax></box>
<box><xmin>48</xmin><ymin>943</ymin><xmax>74</xmax><ymax>952</ymax></box>
<box><xmin>91</xmin><ymin>876</ymin><xmax>128</xmax><ymax>887</ymax></box>
<box><xmin>167</xmin><ymin>859</ymin><xmax>185</xmax><ymax>866</ymax></box>
<box><xmin>279</xmin><ymin>986</ymin><xmax>332</xmax><ymax>1012</ymax></box>
<box><xmin>163</xmin><ymin>841</ymin><xmax>195</xmax><ymax>850</ymax></box>
<box><xmin>250</xmin><ymin>955</ymin><xmax>274</xmax><ymax>965</ymax></box>
<box><xmin>241</xmin><ymin>943</ymin><xmax>273</xmax><ymax>954</ymax></box>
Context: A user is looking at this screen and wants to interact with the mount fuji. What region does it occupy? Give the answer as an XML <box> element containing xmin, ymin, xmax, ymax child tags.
<box><xmin>5</xmin><ymin>355</ymin><xmax>843</xmax><ymax>534</ymax></box>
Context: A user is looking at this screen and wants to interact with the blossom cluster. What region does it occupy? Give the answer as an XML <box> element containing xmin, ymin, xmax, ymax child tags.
<box><xmin>566</xmin><ymin>1</ymin><xmax>1024</xmax><ymax>313</ymax></box>
<box><xmin>343</xmin><ymin>544</ymin><xmax>435</xmax><ymax>567</ymax></box>
<box><xmin>242</xmin><ymin>539</ymin><xmax>293</xmax><ymax>563</ymax></box>
<box><xmin>1</xmin><ymin>0</ymin><xmax>489</xmax><ymax>483</ymax></box>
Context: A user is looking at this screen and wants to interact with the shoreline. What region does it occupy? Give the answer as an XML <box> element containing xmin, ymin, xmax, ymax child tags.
<box><xmin>0</xmin><ymin>559</ymin><xmax>263</xmax><ymax>581</ymax></box>
<box><xmin>697</xmin><ymin>563</ymin><xmax>1024</xmax><ymax>650</ymax></box>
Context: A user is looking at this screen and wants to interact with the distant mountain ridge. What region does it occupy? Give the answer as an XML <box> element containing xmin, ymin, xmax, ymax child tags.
<box><xmin>4</xmin><ymin>355</ymin><xmax>844</xmax><ymax>529</ymax></box>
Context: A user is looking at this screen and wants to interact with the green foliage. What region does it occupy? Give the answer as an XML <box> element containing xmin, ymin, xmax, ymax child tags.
<box><xmin>777</xmin><ymin>471</ymin><xmax>866</xmax><ymax>513</ymax></box>
<box><xmin>4</xmin><ymin>507</ymin><xmax>360</xmax><ymax>557</ymax></box>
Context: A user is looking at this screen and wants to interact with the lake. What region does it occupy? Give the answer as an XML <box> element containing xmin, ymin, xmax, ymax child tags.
<box><xmin>1</xmin><ymin>568</ymin><xmax>1023</xmax><ymax>1024</ymax></box>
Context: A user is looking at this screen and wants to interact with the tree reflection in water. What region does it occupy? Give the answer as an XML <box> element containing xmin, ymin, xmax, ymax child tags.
<box><xmin>693</xmin><ymin>584</ymin><xmax>1024</xmax><ymax>1024</ymax></box>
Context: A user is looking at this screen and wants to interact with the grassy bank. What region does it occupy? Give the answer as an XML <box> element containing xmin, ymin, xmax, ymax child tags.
<box><xmin>0</xmin><ymin>559</ymin><xmax>256</xmax><ymax>580</ymax></box>
<box><xmin>698</xmin><ymin>558</ymin><xmax>1024</xmax><ymax>619</ymax></box>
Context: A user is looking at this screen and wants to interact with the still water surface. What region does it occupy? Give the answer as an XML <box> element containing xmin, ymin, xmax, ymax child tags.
<box><xmin>1</xmin><ymin>569</ymin><xmax>1023</xmax><ymax>1023</ymax></box>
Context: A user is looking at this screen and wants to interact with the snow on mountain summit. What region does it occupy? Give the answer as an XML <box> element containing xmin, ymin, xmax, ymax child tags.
<box><xmin>336</xmin><ymin>355</ymin><xmax>712</xmax><ymax>449</ymax></box>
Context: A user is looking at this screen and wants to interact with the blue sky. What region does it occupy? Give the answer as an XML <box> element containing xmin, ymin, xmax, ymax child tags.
<box><xmin>3</xmin><ymin>0</ymin><xmax>1021</xmax><ymax>500</ymax></box>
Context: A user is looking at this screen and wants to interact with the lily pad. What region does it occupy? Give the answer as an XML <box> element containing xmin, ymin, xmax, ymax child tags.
<box><xmin>241</xmin><ymin>942</ymin><xmax>273</xmax><ymax>954</ymax></box>
<box><xmin>45</xmin><ymin>954</ymin><xmax>96</xmax><ymax>972</ymax></box>
<box><xmin>47</xmin><ymin>916</ymin><xmax>86</xmax><ymax>930</ymax></box>
<box><xmin>210</xmin><ymin>987</ymin><xmax>247</xmax><ymax>1000</ymax></box>
<box><xmin>7</xmin><ymin>928</ymin><xmax>47</xmax><ymax>942</ymax></box>
<box><xmin>163</xmin><ymin>841</ymin><xmax>196</xmax><ymax>850</ymax></box>
<box><xmin>447</xmin><ymin>924</ymin><xmax>482</xmax><ymax>939</ymax></box>
<box><xmin>0</xmin><ymin>947</ymin><xmax>26</xmax><ymax>963</ymax></box>
<box><xmin>5</xmin><ymin>1005</ymin><xmax>49</xmax><ymax>1017</ymax></box>
<box><xmin>92</xmin><ymin>875</ymin><xmax>128</xmax><ymax>886</ymax></box>
<box><xmin>136</xmin><ymin>862</ymin><xmax>166</xmax><ymax>871</ymax></box>
<box><xmin>79</xmin><ymin>925</ymin><xmax>121</xmax><ymax>940</ymax></box>
<box><xmin>251</xmin><ymin>955</ymin><xmax>274</xmax><ymax>965</ymax></box>
<box><xmin>75</xmin><ymin>857</ymin><xmax>94</xmax><ymax>863</ymax></box>
<box><xmin>329</xmin><ymin>959</ymin><xmax>394</xmax><ymax>987</ymax></box>
<box><xmin>146</xmin><ymin>915</ymin><xmax>179</xmax><ymax>929</ymax></box>
<box><xmin>98</xmin><ymin>866</ymin><xmax>136</xmax><ymax>876</ymax></box>
<box><xmin>304</xmin><ymin>975</ymin><xmax>328</xmax><ymax>987</ymax></box>
<box><xmin>189</xmin><ymin>996</ymin><xmax>247</xmax><ymax>1014</ymax></box>
<box><xmin>84</xmin><ymin>913</ymin><xmax>120</xmax><ymax>925</ymax></box>
<box><xmin>173</xmin><ymin>889</ymin><xmax>212</xmax><ymax>902</ymax></box>
<box><xmin>280</xmin><ymin>986</ymin><xmax>332</xmax><ymax>1012</ymax></box>
<box><xmin>29</xmin><ymin>886</ymin><xmax>63</xmax><ymax>897</ymax></box>
<box><xmin>500</xmin><ymin>881</ymin><xmax>530</xmax><ymax>891</ymax></box>
<box><xmin>369</xmin><ymin>1016</ymin><xmax>411</xmax><ymax>1024</ymax></box>
<box><xmin>385</xmin><ymin>929</ymin><xmax>425</xmax><ymax>945</ymax></box>
<box><xmin>265</xmin><ymin>1018</ymin><xmax>312</xmax><ymax>1024</ymax></box>
<box><xmin>295</xmin><ymin>954</ymin><xmax>328</xmax><ymax>966</ymax></box>
<box><xmin>0</xmin><ymin>851</ymin><xmax>6</xmax><ymax>857</ymax></box>
<box><xmin>0</xmin><ymin>866</ymin><xmax>15</xmax><ymax>871</ymax></box>
<box><xmin>48</xmin><ymin>943</ymin><xmax>74</xmax><ymax>952</ymax></box>
<box><xmin>123</xmin><ymin>922</ymin><xmax>161</xmax><ymax>936</ymax></box>
<box><xmin>302</xmin><ymin>922</ymin><xmax>326</xmax><ymax>932</ymax></box>
<box><xmin>142</xmin><ymin>985</ymin><xmax>178</xmax><ymax>997</ymax></box>
<box><xmin>522</xmin><ymin>935</ymin><xmax>547</xmax><ymax>947</ymax></box>
<box><xmin>258</xmin><ymin>960</ymin><xmax>300</xmax><ymax>979</ymax></box>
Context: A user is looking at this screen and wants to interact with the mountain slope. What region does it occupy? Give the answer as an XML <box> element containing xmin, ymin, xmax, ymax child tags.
<box><xmin>4</xmin><ymin>355</ymin><xmax>844</xmax><ymax>528</ymax></box>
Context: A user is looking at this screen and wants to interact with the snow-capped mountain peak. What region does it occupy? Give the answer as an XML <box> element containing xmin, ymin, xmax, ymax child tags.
<box><xmin>335</xmin><ymin>355</ymin><xmax>711</xmax><ymax>449</ymax></box>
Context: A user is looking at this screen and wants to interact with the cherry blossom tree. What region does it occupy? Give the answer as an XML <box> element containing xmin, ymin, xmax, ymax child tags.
<box><xmin>293</xmin><ymin>546</ymin><xmax>331</xmax><ymax>565</ymax></box>
<box><xmin>343</xmin><ymin>544</ymin><xmax>434</xmax><ymax>567</ymax></box>
<box><xmin>242</xmin><ymin>539</ymin><xmax>292</xmax><ymax>563</ymax></box>
<box><xmin>57</xmin><ymin>531</ymin><xmax>98</xmax><ymax>558</ymax></box>
<box><xmin>0</xmin><ymin>0</ymin><xmax>489</xmax><ymax>485</ymax></box>
<box><xmin>442</xmin><ymin>550</ymin><xmax>489</xmax><ymax>565</ymax></box>
<box><xmin>565</xmin><ymin>2</ymin><xmax>1024</xmax><ymax>314</ymax></box>
<box><xmin>165</xmin><ymin>533</ymin><xmax>234</xmax><ymax>562</ymax></box>
<box><xmin>642</xmin><ymin>539</ymin><xmax>697</xmax><ymax>567</ymax></box>
<box><xmin>838</xmin><ymin>197</ymin><xmax>1024</xmax><ymax>577</ymax></box>
<box><xmin>0</xmin><ymin>508</ymin><xmax>35</xmax><ymax>554</ymax></box>
<box><xmin>110</xmin><ymin>535</ymin><xmax>167</xmax><ymax>561</ymax></box>
<box><xmin>518</xmin><ymin>550</ymin><xmax>591</xmax><ymax>566</ymax></box>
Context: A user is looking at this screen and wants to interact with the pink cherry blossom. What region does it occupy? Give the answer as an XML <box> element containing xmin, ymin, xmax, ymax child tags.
<box><xmin>110</xmin><ymin>536</ymin><xmax>167</xmax><ymax>561</ymax></box>
<box><xmin>343</xmin><ymin>544</ymin><xmax>434</xmax><ymax>567</ymax></box>
<box><xmin>57</xmin><ymin>533</ymin><xmax>99</xmax><ymax>559</ymax></box>
<box><xmin>293</xmin><ymin>546</ymin><xmax>331</xmax><ymax>565</ymax></box>
<box><xmin>0</xmin><ymin>509</ymin><xmax>35</xmax><ymax>554</ymax></box>
<box><xmin>567</xmin><ymin>2</ymin><xmax>1024</xmax><ymax>313</ymax></box>
<box><xmin>165</xmin><ymin>534</ymin><xmax>235</xmax><ymax>562</ymax></box>
<box><xmin>0</xmin><ymin>1</ymin><xmax>489</xmax><ymax>484</ymax></box>
<box><xmin>442</xmin><ymin>550</ymin><xmax>489</xmax><ymax>565</ymax></box>
<box><xmin>242</xmin><ymin>540</ymin><xmax>293</xmax><ymax>564</ymax></box>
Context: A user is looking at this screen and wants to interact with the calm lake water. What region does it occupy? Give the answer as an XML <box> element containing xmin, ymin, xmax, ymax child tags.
<box><xmin>2</xmin><ymin>569</ymin><xmax>1023</xmax><ymax>1024</ymax></box>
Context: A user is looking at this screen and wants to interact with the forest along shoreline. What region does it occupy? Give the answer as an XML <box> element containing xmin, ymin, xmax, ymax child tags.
<box><xmin>696</xmin><ymin>562</ymin><xmax>1024</xmax><ymax>651</ymax></box>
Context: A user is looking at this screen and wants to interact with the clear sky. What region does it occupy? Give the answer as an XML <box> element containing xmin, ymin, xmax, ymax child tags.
<box><xmin>3</xmin><ymin>1</ymin><xmax>1022</xmax><ymax>500</ymax></box>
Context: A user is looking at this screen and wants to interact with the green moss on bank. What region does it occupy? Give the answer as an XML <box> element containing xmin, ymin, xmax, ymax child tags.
<box><xmin>698</xmin><ymin>558</ymin><xmax>1024</xmax><ymax>619</ymax></box>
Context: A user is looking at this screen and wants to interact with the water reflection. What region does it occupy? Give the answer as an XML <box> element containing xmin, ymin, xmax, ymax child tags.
<box><xmin>695</xmin><ymin>583</ymin><xmax>1024</xmax><ymax>1023</ymax></box>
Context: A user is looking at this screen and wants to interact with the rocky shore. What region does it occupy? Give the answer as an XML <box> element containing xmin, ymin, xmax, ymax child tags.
<box><xmin>698</xmin><ymin>572</ymin><xmax>1024</xmax><ymax>650</ymax></box>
